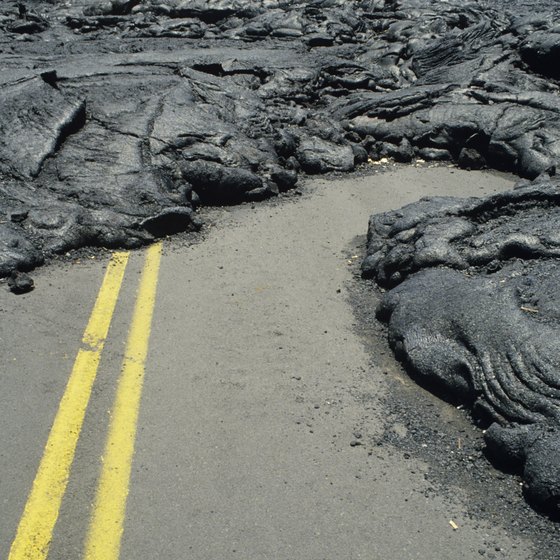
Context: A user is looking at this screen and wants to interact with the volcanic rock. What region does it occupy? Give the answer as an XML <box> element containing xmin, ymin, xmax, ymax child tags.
<box><xmin>363</xmin><ymin>177</ymin><xmax>560</xmax><ymax>514</ymax></box>
<box><xmin>7</xmin><ymin>271</ymin><xmax>34</xmax><ymax>294</ymax></box>
<box><xmin>2</xmin><ymin>0</ymin><xmax>560</xmax><ymax>280</ymax></box>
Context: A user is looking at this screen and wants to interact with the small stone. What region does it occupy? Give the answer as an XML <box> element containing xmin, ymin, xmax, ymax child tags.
<box><xmin>8</xmin><ymin>271</ymin><xmax>34</xmax><ymax>294</ymax></box>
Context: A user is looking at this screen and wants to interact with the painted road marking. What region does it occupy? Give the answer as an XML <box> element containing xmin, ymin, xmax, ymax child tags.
<box><xmin>84</xmin><ymin>241</ymin><xmax>163</xmax><ymax>560</ymax></box>
<box><xmin>9</xmin><ymin>252</ymin><xmax>130</xmax><ymax>560</ymax></box>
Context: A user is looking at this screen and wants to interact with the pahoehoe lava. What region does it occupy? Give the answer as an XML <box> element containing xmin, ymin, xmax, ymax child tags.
<box><xmin>3</xmin><ymin>0</ymin><xmax>560</xmax><ymax>279</ymax></box>
<box><xmin>362</xmin><ymin>176</ymin><xmax>560</xmax><ymax>515</ymax></box>
<box><xmin>3</xmin><ymin>0</ymin><xmax>560</xmax><ymax>515</ymax></box>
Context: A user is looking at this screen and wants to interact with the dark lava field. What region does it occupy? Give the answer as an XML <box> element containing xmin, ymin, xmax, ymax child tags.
<box><xmin>3</xmin><ymin>0</ymin><xmax>560</xmax><ymax>516</ymax></box>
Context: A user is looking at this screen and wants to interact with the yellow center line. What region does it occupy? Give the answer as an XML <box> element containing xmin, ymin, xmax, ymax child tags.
<box><xmin>9</xmin><ymin>251</ymin><xmax>130</xmax><ymax>560</ymax></box>
<box><xmin>84</xmin><ymin>241</ymin><xmax>163</xmax><ymax>560</ymax></box>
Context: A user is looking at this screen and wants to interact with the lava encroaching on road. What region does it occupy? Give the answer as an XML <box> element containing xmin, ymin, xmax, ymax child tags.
<box><xmin>2</xmin><ymin>0</ymin><xmax>560</xmax><ymax>277</ymax></box>
<box><xmin>3</xmin><ymin>0</ymin><xmax>560</xmax><ymax>515</ymax></box>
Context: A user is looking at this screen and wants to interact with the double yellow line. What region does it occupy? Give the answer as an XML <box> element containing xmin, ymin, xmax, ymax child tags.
<box><xmin>9</xmin><ymin>242</ymin><xmax>163</xmax><ymax>560</ymax></box>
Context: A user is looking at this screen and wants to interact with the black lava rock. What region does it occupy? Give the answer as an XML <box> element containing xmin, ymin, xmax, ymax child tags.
<box><xmin>140</xmin><ymin>207</ymin><xmax>201</xmax><ymax>237</ymax></box>
<box><xmin>3</xmin><ymin>0</ymin><xmax>560</xmax><ymax>280</ymax></box>
<box><xmin>363</xmin><ymin>177</ymin><xmax>560</xmax><ymax>514</ymax></box>
<box><xmin>8</xmin><ymin>271</ymin><xmax>34</xmax><ymax>294</ymax></box>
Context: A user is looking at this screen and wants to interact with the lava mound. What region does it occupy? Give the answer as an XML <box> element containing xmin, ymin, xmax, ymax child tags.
<box><xmin>363</xmin><ymin>176</ymin><xmax>560</xmax><ymax>515</ymax></box>
<box><xmin>3</xmin><ymin>0</ymin><xmax>560</xmax><ymax>279</ymax></box>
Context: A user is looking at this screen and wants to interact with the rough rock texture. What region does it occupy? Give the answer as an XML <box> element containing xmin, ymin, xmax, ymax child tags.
<box><xmin>3</xmin><ymin>0</ymin><xmax>560</xmax><ymax>277</ymax></box>
<box><xmin>363</xmin><ymin>176</ymin><xmax>560</xmax><ymax>514</ymax></box>
<box><xmin>7</xmin><ymin>270</ymin><xmax>34</xmax><ymax>294</ymax></box>
<box><xmin>3</xmin><ymin>0</ymin><xmax>560</xmax><ymax>516</ymax></box>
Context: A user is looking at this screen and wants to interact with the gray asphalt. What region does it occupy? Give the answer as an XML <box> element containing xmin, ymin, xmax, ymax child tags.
<box><xmin>1</xmin><ymin>165</ymin><xmax>540</xmax><ymax>559</ymax></box>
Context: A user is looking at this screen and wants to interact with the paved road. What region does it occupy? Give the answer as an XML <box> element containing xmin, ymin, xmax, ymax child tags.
<box><xmin>1</xmin><ymin>166</ymin><xmax>541</xmax><ymax>559</ymax></box>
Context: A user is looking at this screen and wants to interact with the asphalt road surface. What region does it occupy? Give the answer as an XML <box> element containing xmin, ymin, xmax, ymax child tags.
<box><xmin>3</xmin><ymin>165</ymin><xmax>555</xmax><ymax>559</ymax></box>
